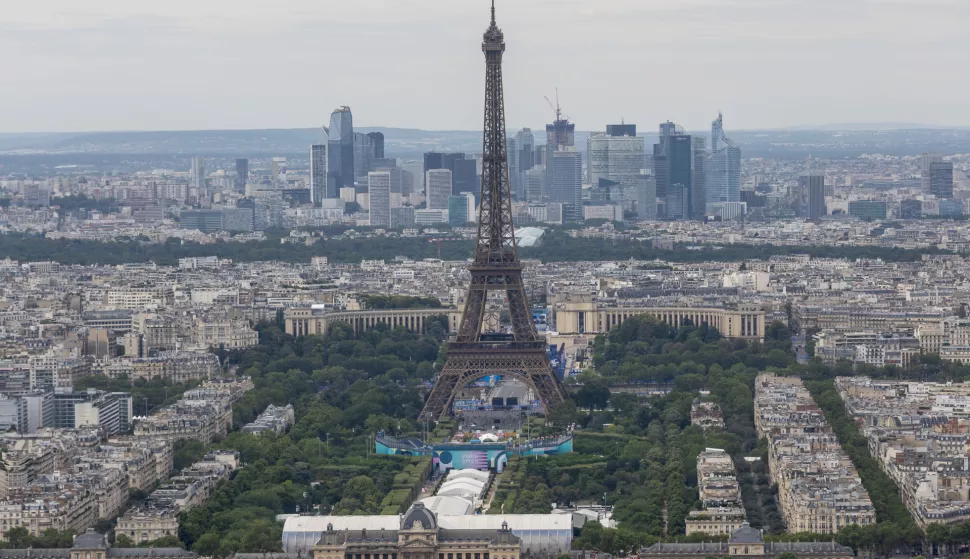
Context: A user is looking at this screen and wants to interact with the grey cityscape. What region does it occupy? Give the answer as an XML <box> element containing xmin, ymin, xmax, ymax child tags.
<box><xmin>0</xmin><ymin>2</ymin><xmax>968</xmax><ymax>559</ymax></box>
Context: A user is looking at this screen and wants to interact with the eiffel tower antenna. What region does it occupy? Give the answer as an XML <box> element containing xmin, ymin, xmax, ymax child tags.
<box><xmin>419</xmin><ymin>0</ymin><xmax>567</xmax><ymax>420</ymax></box>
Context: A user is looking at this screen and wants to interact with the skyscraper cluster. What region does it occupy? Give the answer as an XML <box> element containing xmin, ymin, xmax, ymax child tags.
<box><xmin>648</xmin><ymin>115</ymin><xmax>743</xmax><ymax>221</ymax></box>
<box><xmin>305</xmin><ymin>108</ymin><xmax>408</xmax><ymax>224</ymax></box>
<box><xmin>504</xmin><ymin>112</ymin><xmax>745</xmax><ymax>223</ymax></box>
<box><xmin>297</xmin><ymin>104</ymin><xmax>748</xmax><ymax>226</ymax></box>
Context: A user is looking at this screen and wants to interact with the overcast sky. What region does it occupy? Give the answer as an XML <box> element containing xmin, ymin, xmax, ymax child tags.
<box><xmin>1</xmin><ymin>0</ymin><xmax>967</xmax><ymax>133</ymax></box>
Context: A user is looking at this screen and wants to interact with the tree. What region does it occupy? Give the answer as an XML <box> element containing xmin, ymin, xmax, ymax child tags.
<box><xmin>173</xmin><ymin>439</ymin><xmax>206</xmax><ymax>471</ymax></box>
<box><xmin>925</xmin><ymin>523</ymin><xmax>951</xmax><ymax>557</ymax></box>
<box><xmin>34</xmin><ymin>529</ymin><xmax>74</xmax><ymax>548</ymax></box>
<box><xmin>576</xmin><ymin>378</ymin><xmax>610</xmax><ymax>411</ymax></box>
<box><xmin>191</xmin><ymin>533</ymin><xmax>222</xmax><ymax>555</ymax></box>
<box><xmin>777</xmin><ymin>553</ymin><xmax>798</xmax><ymax>559</ymax></box>
<box><xmin>5</xmin><ymin>527</ymin><xmax>31</xmax><ymax>548</ymax></box>
<box><xmin>129</xmin><ymin>488</ymin><xmax>150</xmax><ymax>503</ymax></box>
<box><xmin>547</xmin><ymin>400</ymin><xmax>579</xmax><ymax>427</ymax></box>
<box><xmin>138</xmin><ymin>536</ymin><xmax>184</xmax><ymax>549</ymax></box>
<box><xmin>115</xmin><ymin>534</ymin><xmax>136</xmax><ymax>548</ymax></box>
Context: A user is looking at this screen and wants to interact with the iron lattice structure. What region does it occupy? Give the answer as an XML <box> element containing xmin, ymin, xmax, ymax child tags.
<box><xmin>420</xmin><ymin>2</ymin><xmax>568</xmax><ymax>420</ymax></box>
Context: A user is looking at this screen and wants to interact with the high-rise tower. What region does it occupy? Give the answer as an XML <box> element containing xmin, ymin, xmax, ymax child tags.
<box><xmin>928</xmin><ymin>161</ymin><xmax>954</xmax><ymax>199</ymax></box>
<box><xmin>707</xmin><ymin>113</ymin><xmax>741</xmax><ymax>211</ymax></box>
<box><xmin>234</xmin><ymin>159</ymin><xmax>249</xmax><ymax>193</ymax></box>
<box><xmin>799</xmin><ymin>174</ymin><xmax>826</xmax><ymax>221</ymax></box>
<box><xmin>420</xmin><ymin>1</ymin><xmax>567</xmax><ymax>419</ymax></box>
<box><xmin>190</xmin><ymin>157</ymin><xmax>206</xmax><ymax>191</ymax></box>
<box><xmin>326</xmin><ymin>107</ymin><xmax>354</xmax><ymax>198</ymax></box>
<box><xmin>309</xmin><ymin>145</ymin><xmax>327</xmax><ymax>206</ymax></box>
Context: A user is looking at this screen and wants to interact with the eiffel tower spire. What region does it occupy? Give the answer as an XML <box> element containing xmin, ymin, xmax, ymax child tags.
<box><xmin>419</xmin><ymin>1</ymin><xmax>567</xmax><ymax>420</ymax></box>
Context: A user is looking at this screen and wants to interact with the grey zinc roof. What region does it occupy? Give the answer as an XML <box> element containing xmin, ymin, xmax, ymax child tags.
<box><xmin>0</xmin><ymin>551</ymin><xmax>72</xmax><ymax>559</ymax></box>
<box><xmin>438</xmin><ymin>529</ymin><xmax>519</xmax><ymax>546</ymax></box>
<box><xmin>107</xmin><ymin>550</ymin><xmax>196</xmax><ymax>557</ymax></box>
<box><xmin>74</xmin><ymin>530</ymin><xmax>109</xmax><ymax>550</ymax></box>
<box><xmin>728</xmin><ymin>523</ymin><xmax>764</xmax><ymax>544</ymax></box>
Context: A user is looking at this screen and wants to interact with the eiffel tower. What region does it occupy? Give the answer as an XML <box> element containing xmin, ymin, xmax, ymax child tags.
<box><xmin>419</xmin><ymin>1</ymin><xmax>568</xmax><ymax>420</ymax></box>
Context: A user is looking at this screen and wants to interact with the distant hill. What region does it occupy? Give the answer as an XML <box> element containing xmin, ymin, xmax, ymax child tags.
<box><xmin>0</xmin><ymin>127</ymin><xmax>489</xmax><ymax>157</ymax></box>
<box><xmin>3</xmin><ymin>126</ymin><xmax>970</xmax><ymax>161</ymax></box>
<box><xmin>786</xmin><ymin>122</ymin><xmax>970</xmax><ymax>132</ymax></box>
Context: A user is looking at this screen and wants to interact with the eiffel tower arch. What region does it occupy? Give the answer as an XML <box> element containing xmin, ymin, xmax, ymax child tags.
<box><xmin>420</xmin><ymin>2</ymin><xmax>568</xmax><ymax>420</ymax></box>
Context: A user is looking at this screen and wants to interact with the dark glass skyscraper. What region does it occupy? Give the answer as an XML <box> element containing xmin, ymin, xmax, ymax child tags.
<box><xmin>367</xmin><ymin>132</ymin><xmax>385</xmax><ymax>159</ymax></box>
<box><xmin>326</xmin><ymin>106</ymin><xmax>354</xmax><ymax>197</ymax></box>
<box><xmin>929</xmin><ymin>161</ymin><xmax>954</xmax><ymax>199</ymax></box>
<box><xmin>234</xmin><ymin>159</ymin><xmax>249</xmax><ymax>193</ymax></box>
<box><xmin>653</xmin><ymin>121</ymin><xmax>681</xmax><ymax>217</ymax></box>
<box><xmin>653</xmin><ymin>143</ymin><xmax>668</xmax><ymax>204</ymax></box>
<box><xmin>606</xmin><ymin>124</ymin><xmax>636</xmax><ymax>137</ymax></box>
<box><xmin>353</xmin><ymin>133</ymin><xmax>373</xmax><ymax>183</ymax></box>
<box><xmin>550</xmin><ymin>150</ymin><xmax>583</xmax><ymax>222</ymax></box>
<box><xmin>665</xmin><ymin>134</ymin><xmax>693</xmax><ymax>220</ymax></box>
<box><xmin>691</xmin><ymin>137</ymin><xmax>707</xmax><ymax>218</ymax></box>
<box><xmin>799</xmin><ymin>174</ymin><xmax>826</xmax><ymax>221</ymax></box>
<box><xmin>423</xmin><ymin>152</ymin><xmax>477</xmax><ymax>195</ymax></box>
<box><xmin>900</xmin><ymin>199</ymin><xmax>922</xmax><ymax>219</ymax></box>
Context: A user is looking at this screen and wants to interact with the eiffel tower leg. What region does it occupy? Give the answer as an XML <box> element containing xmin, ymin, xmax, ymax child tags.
<box><xmin>504</xmin><ymin>273</ymin><xmax>536</xmax><ymax>341</ymax></box>
<box><xmin>517</xmin><ymin>354</ymin><xmax>569</xmax><ymax>406</ymax></box>
<box><xmin>457</xmin><ymin>275</ymin><xmax>488</xmax><ymax>343</ymax></box>
<box><xmin>421</xmin><ymin>360</ymin><xmax>465</xmax><ymax>420</ymax></box>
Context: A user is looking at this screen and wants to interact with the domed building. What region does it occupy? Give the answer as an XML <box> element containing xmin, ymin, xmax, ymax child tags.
<box><xmin>280</xmin><ymin>501</ymin><xmax>571</xmax><ymax>558</ymax></box>
<box><xmin>259</xmin><ymin>504</ymin><xmax>530</xmax><ymax>559</ymax></box>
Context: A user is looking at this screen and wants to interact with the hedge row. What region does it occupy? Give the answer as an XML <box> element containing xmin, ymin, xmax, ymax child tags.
<box><xmin>379</xmin><ymin>456</ymin><xmax>433</xmax><ymax>515</ymax></box>
<box><xmin>487</xmin><ymin>455</ymin><xmax>524</xmax><ymax>514</ymax></box>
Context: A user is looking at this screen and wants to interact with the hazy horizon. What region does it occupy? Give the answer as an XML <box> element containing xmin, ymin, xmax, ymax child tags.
<box><xmin>1</xmin><ymin>122</ymin><xmax>967</xmax><ymax>137</ymax></box>
<box><xmin>2</xmin><ymin>0</ymin><xmax>967</xmax><ymax>133</ymax></box>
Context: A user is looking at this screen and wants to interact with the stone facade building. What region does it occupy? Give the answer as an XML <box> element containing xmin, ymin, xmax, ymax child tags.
<box><xmin>258</xmin><ymin>504</ymin><xmax>527</xmax><ymax>559</ymax></box>
<box><xmin>640</xmin><ymin>523</ymin><xmax>853</xmax><ymax>559</ymax></box>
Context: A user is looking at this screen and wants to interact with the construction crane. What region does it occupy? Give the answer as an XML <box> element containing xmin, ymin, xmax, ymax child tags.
<box><xmin>544</xmin><ymin>88</ymin><xmax>567</xmax><ymax>122</ymax></box>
